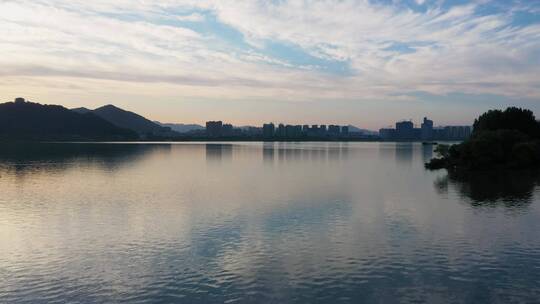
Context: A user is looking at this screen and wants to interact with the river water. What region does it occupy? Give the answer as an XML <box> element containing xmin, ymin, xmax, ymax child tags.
<box><xmin>1</xmin><ymin>142</ymin><xmax>539</xmax><ymax>303</ymax></box>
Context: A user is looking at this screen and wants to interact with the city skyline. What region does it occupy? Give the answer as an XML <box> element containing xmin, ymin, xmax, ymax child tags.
<box><xmin>200</xmin><ymin>116</ymin><xmax>470</xmax><ymax>141</ymax></box>
<box><xmin>1</xmin><ymin>1</ymin><xmax>539</xmax><ymax>129</ymax></box>
<box><xmin>5</xmin><ymin>96</ymin><xmax>475</xmax><ymax>134</ymax></box>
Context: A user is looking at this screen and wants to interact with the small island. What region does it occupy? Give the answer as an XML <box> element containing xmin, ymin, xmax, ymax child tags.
<box><xmin>426</xmin><ymin>107</ymin><xmax>540</xmax><ymax>171</ymax></box>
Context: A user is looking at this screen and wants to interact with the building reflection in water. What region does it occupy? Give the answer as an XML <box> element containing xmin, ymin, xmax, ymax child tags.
<box><xmin>395</xmin><ymin>143</ymin><xmax>413</xmax><ymax>164</ymax></box>
<box><xmin>263</xmin><ymin>142</ymin><xmax>349</xmax><ymax>164</ymax></box>
<box><xmin>205</xmin><ymin>144</ymin><xmax>233</xmax><ymax>163</ymax></box>
<box><xmin>422</xmin><ymin>143</ymin><xmax>434</xmax><ymax>163</ymax></box>
<box><xmin>263</xmin><ymin>142</ymin><xmax>275</xmax><ymax>165</ymax></box>
<box><xmin>328</xmin><ymin>143</ymin><xmax>340</xmax><ymax>160</ymax></box>
<box><xmin>308</xmin><ymin>145</ymin><xmax>326</xmax><ymax>162</ymax></box>
<box><xmin>277</xmin><ymin>143</ymin><xmax>286</xmax><ymax>162</ymax></box>
<box><xmin>340</xmin><ymin>142</ymin><xmax>349</xmax><ymax>159</ymax></box>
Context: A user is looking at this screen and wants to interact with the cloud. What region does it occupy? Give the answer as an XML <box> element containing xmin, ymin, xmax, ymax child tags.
<box><xmin>0</xmin><ymin>0</ymin><xmax>539</xmax><ymax>108</ymax></box>
<box><xmin>176</xmin><ymin>12</ymin><xmax>205</xmax><ymax>22</ymax></box>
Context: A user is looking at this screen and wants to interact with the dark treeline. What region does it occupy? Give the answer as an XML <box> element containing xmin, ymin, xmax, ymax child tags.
<box><xmin>426</xmin><ymin>107</ymin><xmax>540</xmax><ymax>170</ymax></box>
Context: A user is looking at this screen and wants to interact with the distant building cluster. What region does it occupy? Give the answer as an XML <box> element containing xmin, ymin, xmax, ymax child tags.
<box><xmin>262</xmin><ymin>123</ymin><xmax>351</xmax><ymax>139</ymax></box>
<box><xmin>379</xmin><ymin>117</ymin><xmax>471</xmax><ymax>141</ymax></box>
<box><xmin>204</xmin><ymin>118</ymin><xmax>470</xmax><ymax>141</ymax></box>
<box><xmin>203</xmin><ymin>121</ymin><xmax>367</xmax><ymax>140</ymax></box>
<box><xmin>205</xmin><ymin>121</ymin><xmax>262</xmax><ymax>137</ymax></box>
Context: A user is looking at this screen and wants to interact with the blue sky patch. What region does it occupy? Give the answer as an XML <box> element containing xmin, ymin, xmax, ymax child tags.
<box><xmin>256</xmin><ymin>41</ymin><xmax>352</xmax><ymax>75</ymax></box>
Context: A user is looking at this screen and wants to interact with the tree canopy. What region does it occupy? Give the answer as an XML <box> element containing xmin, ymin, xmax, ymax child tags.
<box><xmin>427</xmin><ymin>107</ymin><xmax>540</xmax><ymax>171</ymax></box>
<box><xmin>473</xmin><ymin>107</ymin><xmax>540</xmax><ymax>139</ymax></box>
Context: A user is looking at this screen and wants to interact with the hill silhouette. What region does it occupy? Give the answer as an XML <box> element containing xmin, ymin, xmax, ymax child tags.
<box><xmin>71</xmin><ymin>107</ymin><xmax>92</xmax><ymax>114</ymax></box>
<box><xmin>81</xmin><ymin>105</ymin><xmax>175</xmax><ymax>137</ymax></box>
<box><xmin>0</xmin><ymin>99</ymin><xmax>138</xmax><ymax>140</ymax></box>
<box><xmin>155</xmin><ymin>122</ymin><xmax>204</xmax><ymax>133</ymax></box>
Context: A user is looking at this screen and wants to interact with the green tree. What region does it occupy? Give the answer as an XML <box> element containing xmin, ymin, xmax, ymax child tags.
<box><xmin>426</xmin><ymin>107</ymin><xmax>540</xmax><ymax>171</ymax></box>
<box><xmin>473</xmin><ymin>107</ymin><xmax>540</xmax><ymax>138</ymax></box>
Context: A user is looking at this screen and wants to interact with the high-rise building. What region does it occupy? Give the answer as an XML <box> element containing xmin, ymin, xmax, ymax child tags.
<box><xmin>263</xmin><ymin>123</ymin><xmax>275</xmax><ymax>138</ymax></box>
<box><xmin>421</xmin><ymin>117</ymin><xmax>434</xmax><ymax>140</ymax></box>
<box><xmin>206</xmin><ymin>121</ymin><xmax>223</xmax><ymax>137</ymax></box>
<box><xmin>319</xmin><ymin>125</ymin><xmax>327</xmax><ymax>135</ymax></box>
<box><xmin>285</xmin><ymin>125</ymin><xmax>302</xmax><ymax>138</ymax></box>
<box><xmin>328</xmin><ymin>125</ymin><xmax>341</xmax><ymax>135</ymax></box>
<box><xmin>380</xmin><ymin>117</ymin><xmax>471</xmax><ymax>141</ymax></box>
<box><xmin>379</xmin><ymin>128</ymin><xmax>395</xmax><ymax>140</ymax></box>
<box><xmin>395</xmin><ymin>120</ymin><xmax>414</xmax><ymax>140</ymax></box>
<box><xmin>444</xmin><ymin>126</ymin><xmax>472</xmax><ymax>140</ymax></box>
<box><xmin>294</xmin><ymin>125</ymin><xmax>303</xmax><ymax>138</ymax></box>
<box><xmin>277</xmin><ymin>123</ymin><xmax>286</xmax><ymax>138</ymax></box>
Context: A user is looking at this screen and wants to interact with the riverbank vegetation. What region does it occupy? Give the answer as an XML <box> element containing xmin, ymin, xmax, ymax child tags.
<box><xmin>426</xmin><ymin>107</ymin><xmax>540</xmax><ymax>170</ymax></box>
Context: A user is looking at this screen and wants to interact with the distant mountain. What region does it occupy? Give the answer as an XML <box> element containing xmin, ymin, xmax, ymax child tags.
<box><xmin>348</xmin><ymin>125</ymin><xmax>378</xmax><ymax>135</ymax></box>
<box><xmin>71</xmin><ymin>107</ymin><xmax>92</xmax><ymax>114</ymax></box>
<box><xmin>0</xmin><ymin>100</ymin><xmax>138</xmax><ymax>140</ymax></box>
<box><xmin>91</xmin><ymin>105</ymin><xmax>174</xmax><ymax>135</ymax></box>
<box><xmin>155</xmin><ymin>122</ymin><xmax>204</xmax><ymax>133</ymax></box>
<box><xmin>72</xmin><ymin>105</ymin><xmax>176</xmax><ymax>136</ymax></box>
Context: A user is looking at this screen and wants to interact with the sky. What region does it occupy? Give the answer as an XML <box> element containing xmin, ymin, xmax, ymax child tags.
<box><xmin>0</xmin><ymin>0</ymin><xmax>539</xmax><ymax>129</ymax></box>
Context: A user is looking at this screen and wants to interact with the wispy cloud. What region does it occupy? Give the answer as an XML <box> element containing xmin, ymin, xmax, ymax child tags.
<box><xmin>175</xmin><ymin>12</ymin><xmax>205</xmax><ymax>22</ymax></box>
<box><xmin>0</xmin><ymin>0</ymin><xmax>539</xmax><ymax>126</ymax></box>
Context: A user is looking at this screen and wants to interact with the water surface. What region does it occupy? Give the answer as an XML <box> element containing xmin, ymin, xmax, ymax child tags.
<box><xmin>1</xmin><ymin>142</ymin><xmax>540</xmax><ymax>303</ymax></box>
